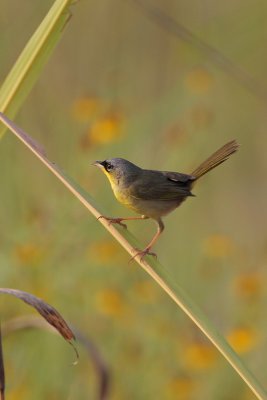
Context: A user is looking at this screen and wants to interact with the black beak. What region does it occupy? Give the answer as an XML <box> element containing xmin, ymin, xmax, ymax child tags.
<box><xmin>92</xmin><ymin>160</ymin><xmax>104</xmax><ymax>167</ymax></box>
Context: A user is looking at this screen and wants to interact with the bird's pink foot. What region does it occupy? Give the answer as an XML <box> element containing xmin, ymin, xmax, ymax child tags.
<box><xmin>130</xmin><ymin>247</ymin><xmax>157</xmax><ymax>262</ymax></box>
<box><xmin>97</xmin><ymin>215</ymin><xmax>127</xmax><ymax>229</ymax></box>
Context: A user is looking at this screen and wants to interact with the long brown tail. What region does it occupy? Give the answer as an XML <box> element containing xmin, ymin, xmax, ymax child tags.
<box><xmin>191</xmin><ymin>140</ymin><xmax>239</xmax><ymax>180</ymax></box>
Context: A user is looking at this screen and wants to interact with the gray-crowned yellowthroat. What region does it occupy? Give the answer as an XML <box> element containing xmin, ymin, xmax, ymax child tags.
<box><xmin>93</xmin><ymin>140</ymin><xmax>239</xmax><ymax>260</ymax></box>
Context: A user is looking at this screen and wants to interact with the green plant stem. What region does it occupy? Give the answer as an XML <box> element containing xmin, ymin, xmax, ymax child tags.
<box><xmin>0</xmin><ymin>0</ymin><xmax>74</xmax><ymax>137</ymax></box>
<box><xmin>0</xmin><ymin>112</ymin><xmax>266</xmax><ymax>400</ymax></box>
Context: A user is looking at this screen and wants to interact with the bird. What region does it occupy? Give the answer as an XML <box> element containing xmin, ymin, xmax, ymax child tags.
<box><xmin>93</xmin><ymin>140</ymin><xmax>239</xmax><ymax>260</ymax></box>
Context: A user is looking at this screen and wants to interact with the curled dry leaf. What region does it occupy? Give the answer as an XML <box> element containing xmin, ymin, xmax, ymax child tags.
<box><xmin>0</xmin><ymin>288</ymin><xmax>77</xmax><ymax>359</ymax></box>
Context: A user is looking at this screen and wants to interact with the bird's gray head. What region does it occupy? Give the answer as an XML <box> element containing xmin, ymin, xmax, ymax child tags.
<box><xmin>93</xmin><ymin>158</ymin><xmax>141</xmax><ymax>186</ymax></box>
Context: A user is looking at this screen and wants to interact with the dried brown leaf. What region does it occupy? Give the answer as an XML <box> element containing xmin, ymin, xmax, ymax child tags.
<box><xmin>0</xmin><ymin>289</ymin><xmax>75</xmax><ymax>343</ymax></box>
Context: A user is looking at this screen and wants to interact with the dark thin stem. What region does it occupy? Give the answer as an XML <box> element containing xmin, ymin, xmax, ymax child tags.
<box><xmin>2</xmin><ymin>317</ymin><xmax>110</xmax><ymax>400</ymax></box>
<box><xmin>0</xmin><ymin>326</ymin><xmax>5</xmax><ymax>400</ymax></box>
<box><xmin>131</xmin><ymin>0</ymin><xmax>267</xmax><ymax>103</ymax></box>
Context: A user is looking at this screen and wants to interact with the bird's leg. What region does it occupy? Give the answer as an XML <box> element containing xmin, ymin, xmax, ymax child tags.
<box><xmin>131</xmin><ymin>219</ymin><xmax>164</xmax><ymax>261</ymax></box>
<box><xmin>98</xmin><ymin>215</ymin><xmax>148</xmax><ymax>229</ymax></box>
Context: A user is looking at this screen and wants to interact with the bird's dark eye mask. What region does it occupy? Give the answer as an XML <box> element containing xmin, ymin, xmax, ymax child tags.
<box><xmin>102</xmin><ymin>161</ymin><xmax>113</xmax><ymax>172</ymax></box>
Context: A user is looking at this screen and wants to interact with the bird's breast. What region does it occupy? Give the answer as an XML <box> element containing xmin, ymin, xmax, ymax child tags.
<box><xmin>112</xmin><ymin>184</ymin><xmax>134</xmax><ymax>207</ymax></box>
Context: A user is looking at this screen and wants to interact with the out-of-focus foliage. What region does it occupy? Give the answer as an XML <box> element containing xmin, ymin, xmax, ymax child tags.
<box><xmin>1</xmin><ymin>0</ymin><xmax>267</xmax><ymax>399</ymax></box>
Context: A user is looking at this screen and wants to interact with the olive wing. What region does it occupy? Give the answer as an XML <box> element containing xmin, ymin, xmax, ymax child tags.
<box><xmin>129</xmin><ymin>170</ymin><xmax>195</xmax><ymax>201</ymax></box>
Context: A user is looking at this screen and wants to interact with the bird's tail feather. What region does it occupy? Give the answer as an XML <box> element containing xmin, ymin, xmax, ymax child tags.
<box><xmin>191</xmin><ymin>140</ymin><xmax>239</xmax><ymax>180</ymax></box>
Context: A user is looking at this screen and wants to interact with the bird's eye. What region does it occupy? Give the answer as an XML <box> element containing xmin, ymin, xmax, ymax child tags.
<box><xmin>105</xmin><ymin>162</ymin><xmax>113</xmax><ymax>172</ymax></box>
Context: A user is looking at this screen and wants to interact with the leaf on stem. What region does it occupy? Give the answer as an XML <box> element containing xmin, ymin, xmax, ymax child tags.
<box><xmin>0</xmin><ymin>288</ymin><xmax>77</xmax><ymax>360</ymax></box>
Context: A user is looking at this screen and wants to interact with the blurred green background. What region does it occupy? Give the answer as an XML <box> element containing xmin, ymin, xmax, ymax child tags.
<box><xmin>1</xmin><ymin>0</ymin><xmax>267</xmax><ymax>399</ymax></box>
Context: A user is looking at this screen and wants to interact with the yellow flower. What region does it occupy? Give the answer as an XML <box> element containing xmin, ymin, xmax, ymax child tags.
<box><xmin>185</xmin><ymin>67</ymin><xmax>214</xmax><ymax>93</ymax></box>
<box><xmin>8</xmin><ymin>384</ymin><xmax>30</xmax><ymax>400</ymax></box>
<box><xmin>234</xmin><ymin>273</ymin><xmax>263</xmax><ymax>298</ymax></box>
<box><xmin>71</xmin><ymin>96</ymin><xmax>102</xmax><ymax>122</ymax></box>
<box><xmin>14</xmin><ymin>243</ymin><xmax>44</xmax><ymax>266</ymax></box>
<box><xmin>203</xmin><ymin>234</ymin><xmax>234</xmax><ymax>258</ymax></box>
<box><xmin>88</xmin><ymin>112</ymin><xmax>124</xmax><ymax>145</ymax></box>
<box><xmin>166</xmin><ymin>376</ymin><xmax>195</xmax><ymax>399</ymax></box>
<box><xmin>184</xmin><ymin>343</ymin><xmax>218</xmax><ymax>370</ymax></box>
<box><xmin>95</xmin><ymin>288</ymin><xmax>126</xmax><ymax>317</ymax></box>
<box><xmin>88</xmin><ymin>239</ymin><xmax>122</xmax><ymax>264</ymax></box>
<box><xmin>227</xmin><ymin>327</ymin><xmax>258</xmax><ymax>354</ymax></box>
<box><xmin>132</xmin><ymin>280</ymin><xmax>159</xmax><ymax>303</ymax></box>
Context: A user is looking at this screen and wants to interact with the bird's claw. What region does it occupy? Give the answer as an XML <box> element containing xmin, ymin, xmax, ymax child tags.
<box><xmin>97</xmin><ymin>215</ymin><xmax>127</xmax><ymax>229</ymax></box>
<box><xmin>129</xmin><ymin>248</ymin><xmax>157</xmax><ymax>263</ymax></box>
